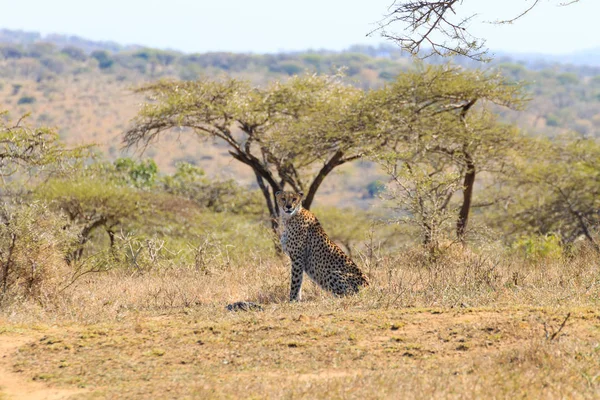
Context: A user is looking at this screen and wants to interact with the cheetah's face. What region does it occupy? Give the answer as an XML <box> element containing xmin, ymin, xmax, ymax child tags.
<box><xmin>275</xmin><ymin>191</ymin><xmax>304</xmax><ymax>217</ymax></box>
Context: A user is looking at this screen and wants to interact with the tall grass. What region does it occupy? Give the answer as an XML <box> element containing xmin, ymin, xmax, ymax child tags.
<box><xmin>1</xmin><ymin>237</ymin><xmax>598</xmax><ymax>324</ymax></box>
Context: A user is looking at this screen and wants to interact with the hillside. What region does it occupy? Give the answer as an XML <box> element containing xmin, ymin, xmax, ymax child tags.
<box><xmin>2</xmin><ymin>28</ymin><xmax>600</xmax><ymax>206</ymax></box>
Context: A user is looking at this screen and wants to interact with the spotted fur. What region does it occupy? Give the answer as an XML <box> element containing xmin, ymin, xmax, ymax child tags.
<box><xmin>276</xmin><ymin>191</ymin><xmax>369</xmax><ymax>301</ymax></box>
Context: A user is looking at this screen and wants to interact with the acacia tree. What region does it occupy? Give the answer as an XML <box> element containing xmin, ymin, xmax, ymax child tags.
<box><xmin>36</xmin><ymin>167</ymin><xmax>149</xmax><ymax>262</ymax></box>
<box><xmin>381</xmin><ymin>156</ymin><xmax>463</xmax><ymax>249</ymax></box>
<box><xmin>499</xmin><ymin>135</ymin><xmax>600</xmax><ymax>251</ymax></box>
<box><xmin>0</xmin><ymin>111</ymin><xmax>84</xmax><ymax>177</ymax></box>
<box><xmin>375</xmin><ymin>65</ymin><xmax>527</xmax><ymax>245</ymax></box>
<box><xmin>124</xmin><ymin>74</ymin><xmax>380</xmax><ymax>230</ymax></box>
<box><xmin>0</xmin><ymin>111</ymin><xmax>87</xmax><ymax>298</ymax></box>
<box><xmin>372</xmin><ymin>0</ymin><xmax>580</xmax><ymax>61</ymax></box>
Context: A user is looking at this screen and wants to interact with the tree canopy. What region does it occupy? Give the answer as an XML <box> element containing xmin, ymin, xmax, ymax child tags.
<box><xmin>499</xmin><ymin>135</ymin><xmax>600</xmax><ymax>251</ymax></box>
<box><xmin>0</xmin><ymin>111</ymin><xmax>86</xmax><ymax>177</ymax></box>
<box><xmin>124</xmin><ymin>74</ymin><xmax>381</xmax><ymax>229</ymax></box>
<box><xmin>374</xmin><ymin>65</ymin><xmax>528</xmax><ymax>245</ymax></box>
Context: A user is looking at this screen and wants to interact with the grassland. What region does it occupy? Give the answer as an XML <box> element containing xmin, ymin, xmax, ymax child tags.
<box><xmin>1</xmin><ymin>246</ymin><xmax>599</xmax><ymax>399</ymax></box>
<box><xmin>1</xmin><ymin>35</ymin><xmax>600</xmax><ymax>399</ymax></box>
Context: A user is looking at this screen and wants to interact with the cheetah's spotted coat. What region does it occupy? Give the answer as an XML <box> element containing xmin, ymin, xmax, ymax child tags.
<box><xmin>276</xmin><ymin>191</ymin><xmax>369</xmax><ymax>301</ymax></box>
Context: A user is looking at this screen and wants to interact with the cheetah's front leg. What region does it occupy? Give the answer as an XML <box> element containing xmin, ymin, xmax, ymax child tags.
<box><xmin>290</xmin><ymin>260</ymin><xmax>304</xmax><ymax>302</ymax></box>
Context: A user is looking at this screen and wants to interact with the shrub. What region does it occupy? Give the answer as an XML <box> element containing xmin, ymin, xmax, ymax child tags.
<box><xmin>60</xmin><ymin>46</ymin><xmax>87</xmax><ymax>62</ymax></box>
<box><xmin>311</xmin><ymin>206</ymin><xmax>385</xmax><ymax>257</ymax></box>
<box><xmin>113</xmin><ymin>157</ymin><xmax>158</xmax><ymax>188</ymax></box>
<box><xmin>35</xmin><ymin>175</ymin><xmax>147</xmax><ymax>261</ymax></box>
<box><xmin>17</xmin><ymin>95</ymin><xmax>36</xmax><ymax>105</ymax></box>
<box><xmin>40</xmin><ymin>56</ymin><xmax>66</xmax><ymax>74</ymax></box>
<box><xmin>545</xmin><ymin>113</ymin><xmax>560</xmax><ymax>127</ymax></box>
<box><xmin>11</xmin><ymin>84</ymin><xmax>22</xmax><ymax>95</ymax></box>
<box><xmin>513</xmin><ymin>233</ymin><xmax>563</xmax><ymax>261</ymax></box>
<box><xmin>0</xmin><ymin>202</ymin><xmax>80</xmax><ymax>304</ymax></box>
<box><xmin>269</xmin><ymin>61</ymin><xmax>303</xmax><ymax>75</ymax></box>
<box><xmin>366</xmin><ymin>180</ymin><xmax>385</xmax><ymax>198</ymax></box>
<box><xmin>160</xmin><ymin>162</ymin><xmax>263</xmax><ymax>214</ymax></box>
<box><xmin>0</xmin><ymin>45</ymin><xmax>23</xmax><ymax>59</ymax></box>
<box><xmin>378</xmin><ymin>71</ymin><xmax>395</xmax><ymax>81</ymax></box>
<box><xmin>91</xmin><ymin>50</ymin><xmax>114</xmax><ymax>69</ymax></box>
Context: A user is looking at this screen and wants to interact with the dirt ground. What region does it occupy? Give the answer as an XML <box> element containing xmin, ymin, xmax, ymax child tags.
<box><xmin>1</xmin><ymin>305</ymin><xmax>599</xmax><ymax>399</ymax></box>
<box><xmin>0</xmin><ymin>335</ymin><xmax>87</xmax><ymax>400</ymax></box>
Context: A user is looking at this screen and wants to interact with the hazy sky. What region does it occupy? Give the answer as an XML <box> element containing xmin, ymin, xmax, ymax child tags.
<box><xmin>1</xmin><ymin>0</ymin><xmax>597</xmax><ymax>55</ymax></box>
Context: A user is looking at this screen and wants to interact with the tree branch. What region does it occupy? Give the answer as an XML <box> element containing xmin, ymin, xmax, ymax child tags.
<box><xmin>303</xmin><ymin>151</ymin><xmax>346</xmax><ymax>210</ymax></box>
<box><xmin>371</xmin><ymin>0</ymin><xmax>578</xmax><ymax>61</ymax></box>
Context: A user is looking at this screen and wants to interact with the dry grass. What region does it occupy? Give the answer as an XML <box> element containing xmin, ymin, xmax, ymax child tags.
<box><xmin>2</xmin><ymin>243</ymin><xmax>598</xmax><ymax>324</ymax></box>
<box><xmin>1</xmin><ymin>244</ymin><xmax>599</xmax><ymax>398</ymax></box>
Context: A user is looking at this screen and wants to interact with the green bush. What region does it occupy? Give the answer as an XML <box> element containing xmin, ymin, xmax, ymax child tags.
<box><xmin>545</xmin><ymin>114</ymin><xmax>560</xmax><ymax>127</ymax></box>
<box><xmin>512</xmin><ymin>233</ymin><xmax>563</xmax><ymax>261</ymax></box>
<box><xmin>36</xmin><ymin>174</ymin><xmax>148</xmax><ymax>260</ymax></box>
<box><xmin>103</xmin><ymin>210</ymin><xmax>274</xmax><ymax>273</ymax></box>
<box><xmin>270</xmin><ymin>61</ymin><xmax>303</xmax><ymax>75</ymax></box>
<box><xmin>311</xmin><ymin>207</ymin><xmax>374</xmax><ymax>257</ymax></box>
<box><xmin>160</xmin><ymin>162</ymin><xmax>263</xmax><ymax>214</ymax></box>
<box><xmin>557</xmin><ymin>73</ymin><xmax>578</xmax><ymax>85</ymax></box>
<box><xmin>366</xmin><ymin>180</ymin><xmax>386</xmax><ymax>198</ymax></box>
<box><xmin>60</xmin><ymin>46</ymin><xmax>87</xmax><ymax>61</ymax></box>
<box><xmin>113</xmin><ymin>157</ymin><xmax>158</xmax><ymax>188</ymax></box>
<box><xmin>36</xmin><ymin>161</ymin><xmax>273</xmax><ymax>269</ymax></box>
<box><xmin>91</xmin><ymin>50</ymin><xmax>114</xmax><ymax>69</ymax></box>
<box><xmin>17</xmin><ymin>95</ymin><xmax>36</xmax><ymax>105</ymax></box>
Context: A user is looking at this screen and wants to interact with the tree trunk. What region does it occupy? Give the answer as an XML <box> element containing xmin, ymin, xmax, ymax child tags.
<box><xmin>254</xmin><ymin>172</ymin><xmax>279</xmax><ymax>232</ymax></box>
<box><xmin>456</xmin><ymin>152</ymin><xmax>475</xmax><ymax>242</ymax></box>
<box><xmin>573</xmin><ymin>210</ymin><xmax>600</xmax><ymax>253</ymax></box>
<box><xmin>0</xmin><ymin>233</ymin><xmax>17</xmax><ymax>297</ymax></box>
<box><xmin>303</xmin><ymin>150</ymin><xmax>345</xmax><ymax>210</ymax></box>
<box><xmin>107</xmin><ymin>228</ymin><xmax>116</xmax><ymax>248</ymax></box>
<box><xmin>229</xmin><ymin>149</ymin><xmax>283</xmax><ymax>240</ymax></box>
<box><xmin>253</xmin><ymin>171</ymin><xmax>286</xmax><ymax>254</ymax></box>
<box><xmin>68</xmin><ymin>217</ymin><xmax>108</xmax><ymax>264</ymax></box>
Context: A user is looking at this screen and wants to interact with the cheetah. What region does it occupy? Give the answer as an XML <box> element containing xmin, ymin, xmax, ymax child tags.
<box><xmin>275</xmin><ymin>190</ymin><xmax>369</xmax><ymax>301</ymax></box>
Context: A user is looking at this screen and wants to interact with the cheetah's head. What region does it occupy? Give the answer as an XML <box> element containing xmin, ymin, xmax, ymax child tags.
<box><xmin>275</xmin><ymin>191</ymin><xmax>304</xmax><ymax>218</ymax></box>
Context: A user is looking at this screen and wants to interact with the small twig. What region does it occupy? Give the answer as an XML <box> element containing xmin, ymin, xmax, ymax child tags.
<box><xmin>559</xmin><ymin>0</ymin><xmax>579</xmax><ymax>5</ymax></box>
<box><xmin>493</xmin><ymin>0</ymin><xmax>541</xmax><ymax>24</ymax></box>
<box><xmin>545</xmin><ymin>312</ymin><xmax>571</xmax><ymax>341</ymax></box>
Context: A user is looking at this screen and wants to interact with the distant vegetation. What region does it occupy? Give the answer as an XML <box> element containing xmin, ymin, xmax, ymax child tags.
<box><xmin>0</xmin><ymin>28</ymin><xmax>599</xmax><ymax>302</ymax></box>
<box><xmin>1</xmin><ymin>29</ymin><xmax>599</xmax><ymax>399</ymax></box>
<box><xmin>2</xmin><ymin>28</ymin><xmax>600</xmax><ymax>142</ymax></box>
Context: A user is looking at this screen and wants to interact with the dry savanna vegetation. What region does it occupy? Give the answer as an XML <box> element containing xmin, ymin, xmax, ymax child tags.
<box><xmin>1</xmin><ymin>32</ymin><xmax>600</xmax><ymax>399</ymax></box>
<box><xmin>1</xmin><ymin>247</ymin><xmax>599</xmax><ymax>399</ymax></box>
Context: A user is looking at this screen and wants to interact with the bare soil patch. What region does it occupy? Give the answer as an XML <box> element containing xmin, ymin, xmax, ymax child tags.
<box><xmin>0</xmin><ymin>334</ymin><xmax>87</xmax><ymax>400</ymax></box>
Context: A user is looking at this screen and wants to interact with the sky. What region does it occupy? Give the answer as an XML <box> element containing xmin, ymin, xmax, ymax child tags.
<box><xmin>0</xmin><ymin>0</ymin><xmax>598</xmax><ymax>55</ymax></box>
